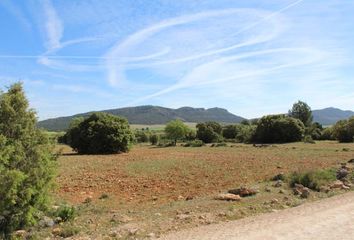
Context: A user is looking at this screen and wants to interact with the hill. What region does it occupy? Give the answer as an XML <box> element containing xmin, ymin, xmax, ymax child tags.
<box><xmin>312</xmin><ymin>107</ymin><xmax>354</xmax><ymax>126</ymax></box>
<box><xmin>38</xmin><ymin>105</ymin><xmax>246</xmax><ymax>131</ymax></box>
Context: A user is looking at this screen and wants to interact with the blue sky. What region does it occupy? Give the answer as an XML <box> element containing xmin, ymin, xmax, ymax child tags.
<box><xmin>1</xmin><ymin>0</ymin><xmax>354</xmax><ymax>120</ymax></box>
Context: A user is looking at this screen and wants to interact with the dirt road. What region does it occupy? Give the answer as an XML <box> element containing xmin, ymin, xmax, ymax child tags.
<box><xmin>161</xmin><ymin>192</ymin><xmax>354</xmax><ymax>240</ymax></box>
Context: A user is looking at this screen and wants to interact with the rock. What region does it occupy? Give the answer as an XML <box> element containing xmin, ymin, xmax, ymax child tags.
<box><xmin>279</xmin><ymin>189</ymin><xmax>285</xmax><ymax>194</ymax></box>
<box><xmin>39</xmin><ymin>216</ymin><xmax>55</xmax><ymax>228</ymax></box>
<box><xmin>14</xmin><ymin>230</ymin><xmax>26</xmax><ymax>238</ymax></box>
<box><xmin>177</xmin><ymin>195</ymin><xmax>185</xmax><ymax>201</ymax></box>
<box><xmin>272</xmin><ymin>173</ymin><xmax>284</xmax><ymax>181</ymax></box>
<box><xmin>176</xmin><ymin>213</ymin><xmax>192</xmax><ymax>221</ymax></box>
<box><xmin>52</xmin><ymin>227</ymin><xmax>62</xmax><ymax>236</ymax></box>
<box><xmin>337</xmin><ymin>168</ymin><xmax>349</xmax><ymax>180</ymax></box>
<box><xmin>320</xmin><ymin>186</ymin><xmax>330</xmax><ymax>193</ymax></box>
<box><xmin>152</xmin><ymin>196</ymin><xmax>158</xmax><ymax>201</ymax></box>
<box><xmin>186</xmin><ymin>195</ymin><xmax>194</xmax><ymax>201</ymax></box>
<box><xmin>147</xmin><ymin>232</ymin><xmax>156</xmax><ymax>238</ymax></box>
<box><xmin>348</xmin><ymin>158</ymin><xmax>354</xmax><ymax>163</ymax></box>
<box><xmin>293</xmin><ymin>184</ymin><xmax>310</xmax><ymax>198</ymax></box>
<box><xmin>273</xmin><ymin>180</ymin><xmax>283</xmax><ymax>187</ymax></box>
<box><xmin>265</xmin><ymin>187</ymin><xmax>271</xmax><ymax>192</ymax></box>
<box><xmin>215</xmin><ymin>193</ymin><xmax>242</xmax><ymax>201</ymax></box>
<box><xmin>331</xmin><ymin>180</ymin><xmax>344</xmax><ymax>189</ymax></box>
<box><xmin>342</xmin><ymin>185</ymin><xmax>350</xmax><ymax>190</ymax></box>
<box><xmin>128</xmin><ymin>228</ymin><xmax>139</xmax><ymax>236</ymax></box>
<box><xmin>271</xmin><ymin>198</ymin><xmax>279</xmax><ymax>204</ymax></box>
<box><xmin>301</xmin><ymin>187</ymin><xmax>310</xmax><ymax>198</ymax></box>
<box><xmin>111</xmin><ymin>214</ymin><xmax>133</xmax><ymax>223</ymax></box>
<box><xmin>228</xmin><ymin>187</ymin><xmax>257</xmax><ymax>197</ymax></box>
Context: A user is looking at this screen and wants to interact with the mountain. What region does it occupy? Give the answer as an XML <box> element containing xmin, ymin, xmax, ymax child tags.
<box><xmin>312</xmin><ymin>107</ymin><xmax>354</xmax><ymax>126</ymax></box>
<box><xmin>38</xmin><ymin>105</ymin><xmax>246</xmax><ymax>131</ymax></box>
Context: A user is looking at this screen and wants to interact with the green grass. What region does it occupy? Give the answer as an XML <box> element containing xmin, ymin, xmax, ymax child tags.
<box><xmin>289</xmin><ymin>168</ymin><xmax>337</xmax><ymax>191</ymax></box>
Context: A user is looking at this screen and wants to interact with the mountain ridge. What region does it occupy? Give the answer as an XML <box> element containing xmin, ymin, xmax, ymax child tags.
<box><xmin>38</xmin><ymin>105</ymin><xmax>354</xmax><ymax>131</ymax></box>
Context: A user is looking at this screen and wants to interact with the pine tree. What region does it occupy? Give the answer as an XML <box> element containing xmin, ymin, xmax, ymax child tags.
<box><xmin>0</xmin><ymin>83</ymin><xmax>57</xmax><ymax>237</ymax></box>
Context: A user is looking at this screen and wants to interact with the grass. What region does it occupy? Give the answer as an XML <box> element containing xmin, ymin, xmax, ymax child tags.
<box><xmin>288</xmin><ymin>168</ymin><xmax>337</xmax><ymax>191</ymax></box>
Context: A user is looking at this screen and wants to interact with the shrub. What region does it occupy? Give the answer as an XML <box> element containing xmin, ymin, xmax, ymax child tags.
<box><xmin>196</xmin><ymin>122</ymin><xmax>222</xmax><ymax>143</ymax></box>
<box><xmin>65</xmin><ymin>113</ymin><xmax>134</xmax><ymax>154</ymax></box>
<box><xmin>222</xmin><ymin>125</ymin><xmax>238</xmax><ymax>139</ymax></box>
<box><xmin>184</xmin><ymin>140</ymin><xmax>205</xmax><ymax>147</ymax></box>
<box><xmin>134</xmin><ymin>130</ymin><xmax>150</xmax><ymax>143</ymax></box>
<box><xmin>289</xmin><ymin>169</ymin><xmax>336</xmax><ymax>191</ymax></box>
<box><xmin>54</xmin><ymin>205</ymin><xmax>76</xmax><ymax>222</ymax></box>
<box><xmin>253</xmin><ymin>115</ymin><xmax>305</xmax><ymax>143</ymax></box>
<box><xmin>236</xmin><ymin>125</ymin><xmax>256</xmax><ymax>143</ymax></box>
<box><xmin>332</xmin><ymin>117</ymin><xmax>354</xmax><ymax>143</ymax></box>
<box><xmin>185</xmin><ymin>129</ymin><xmax>196</xmax><ymax>141</ymax></box>
<box><xmin>165</xmin><ymin>120</ymin><xmax>190</xmax><ymax>145</ymax></box>
<box><xmin>319</xmin><ymin>127</ymin><xmax>335</xmax><ymax>140</ymax></box>
<box><xmin>0</xmin><ymin>83</ymin><xmax>57</xmax><ymax>237</ymax></box>
<box><xmin>149</xmin><ymin>134</ymin><xmax>159</xmax><ymax>145</ymax></box>
<box><xmin>58</xmin><ymin>225</ymin><xmax>79</xmax><ymax>238</ymax></box>
<box><xmin>303</xmin><ymin>135</ymin><xmax>315</xmax><ymax>144</ymax></box>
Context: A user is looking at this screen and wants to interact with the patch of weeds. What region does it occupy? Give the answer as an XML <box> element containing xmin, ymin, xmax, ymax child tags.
<box><xmin>54</xmin><ymin>205</ymin><xmax>76</xmax><ymax>222</ymax></box>
<box><xmin>99</xmin><ymin>193</ymin><xmax>109</xmax><ymax>199</ymax></box>
<box><xmin>289</xmin><ymin>168</ymin><xmax>336</xmax><ymax>191</ymax></box>
<box><xmin>184</xmin><ymin>140</ymin><xmax>205</xmax><ymax>147</ymax></box>
<box><xmin>303</xmin><ymin>135</ymin><xmax>315</xmax><ymax>144</ymax></box>
<box><xmin>83</xmin><ymin>197</ymin><xmax>92</xmax><ymax>204</ymax></box>
<box><xmin>342</xmin><ymin>148</ymin><xmax>350</xmax><ymax>152</ymax></box>
<box><xmin>58</xmin><ymin>225</ymin><xmax>80</xmax><ymax>238</ymax></box>
<box><xmin>211</xmin><ymin>142</ymin><xmax>227</xmax><ymax>147</ymax></box>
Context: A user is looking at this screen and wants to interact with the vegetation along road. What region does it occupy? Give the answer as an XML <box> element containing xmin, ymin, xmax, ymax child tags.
<box><xmin>162</xmin><ymin>191</ymin><xmax>354</xmax><ymax>240</ymax></box>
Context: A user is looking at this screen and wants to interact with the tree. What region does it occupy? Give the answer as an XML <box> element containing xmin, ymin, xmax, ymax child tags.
<box><xmin>65</xmin><ymin>113</ymin><xmax>134</xmax><ymax>154</ymax></box>
<box><xmin>196</xmin><ymin>121</ymin><xmax>222</xmax><ymax>143</ymax></box>
<box><xmin>164</xmin><ymin>119</ymin><xmax>189</xmax><ymax>145</ymax></box>
<box><xmin>0</xmin><ymin>83</ymin><xmax>56</xmax><ymax>237</ymax></box>
<box><xmin>332</xmin><ymin>117</ymin><xmax>354</xmax><ymax>142</ymax></box>
<box><xmin>222</xmin><ymin>125</ymin><xmax>239</xmax><ymax>139</ymax></box>
<box><xmin>149</xmin><ymin>134</ymin><xmax>159</xmax><ymax>145</ymax></box>
<box><xmin>253</xmin><ymin>114</ymin><xmax>305</xmax><ymax>143</ymax></box>
<box><xmin>289</xmin><ymin>101</ymin><xmax>313</xmax><ymax>127</ymax></box>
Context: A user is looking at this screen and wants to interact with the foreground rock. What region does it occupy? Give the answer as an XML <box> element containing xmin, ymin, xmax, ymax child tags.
<box><xmin>215</xmin><ymin>193</ymin><xmax>242</xmax><ymax>201</ymax></box>
<box><xmin>293</xmin><ymin>184</ymin><xmax>310</xmax><ymax>198</ymax></box>
<box><xmin>228</xmin><ymin>187</ymin><xmax>258</xmax><ymax>197</ymax></box>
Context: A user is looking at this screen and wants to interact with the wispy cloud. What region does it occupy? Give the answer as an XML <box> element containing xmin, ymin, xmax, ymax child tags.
<box><xmin>42</xmin><ymin>0</ymin><xmax>63</xmax><ymax>50</ymax></box>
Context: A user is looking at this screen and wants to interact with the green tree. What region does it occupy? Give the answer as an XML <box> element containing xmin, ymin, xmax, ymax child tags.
<box><xmin>65</xmin><ymin>113</ymin><xmax>134</xmax><ymax>154</ymax></box>
<box><xmin>0</xmin><ymin>83</ymin><xmax>57</xmax><ymax>237</ymax></box>
<box><xmin>289</xmin><ymin>100</ymin><xmax>313</xmax><ymax>127</ymax></box>
<box><xmin>222</xmin><ymin>125</ymin><xmax>239</xmax><ymax>139</ymax></box>
<box><xmin>196</xmin><ymin>121</ymin><xmax>222</xmax><ymax>143</ymax></box>
<box><xmin>149</xmin><ymin>134</ymin><xmax>159</xmax><ymax>145</ymax></box>
<box><xmin>332</xmin><ymin>117</ymin><xmax>354</xmax><ymax>142</ymax></box>
<box><xmin>164</xmin><ymin>119</ymin><xmax>189</xmax><ymax>145</ymax></box>
<box><xmin>253</xmin><ymin>114</ymin><xmax>305</xmax><ymax>143</ymax></box>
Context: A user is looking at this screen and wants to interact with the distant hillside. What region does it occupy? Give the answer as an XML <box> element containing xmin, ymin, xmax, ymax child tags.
<box><xmin>312</xmin><ymin>107</ymin><xmax>354</xmax><ymax>126</ymax></box>
<box><xmin>38</xmin><ymin>105</ymin><xmax>246</xmax><ymax>131</ymax></box>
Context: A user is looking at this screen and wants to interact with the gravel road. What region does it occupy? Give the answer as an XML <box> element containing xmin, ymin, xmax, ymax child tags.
<box><xmin>161</xmin><ymin>192</ymin><xmax>354</xmax><ymax>240</ymax></box>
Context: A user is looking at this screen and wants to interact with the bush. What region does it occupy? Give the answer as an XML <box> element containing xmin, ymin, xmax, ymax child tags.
<box><xmin>222</xmin><ymin>125</ymin><xmax>238</xmax><ymax>139</ymax></box>
<box><xmin>196</xmin><ymin>122</ymin><xmax>222</xmax><ymax>143</ymax></box>
<box><xmin>0</xmin><ymin>83</ymin><xmax>57</xmax><ymax>237</ymax></box>
<box><xmin>303</xmin><ymin>135</ymin><xmax>315</xmax><ymax>144</ymax></box>
<box><xmin>319</xmin><ymin>127</ymin><xmax>335</xmax><ymax>140</ymax></box>
<box><xmin>184</xmin><ymin>140</ymin><xmax>205</xmax><ymax>147</ymax></box>
<box><xmin>236</xmin><ymin>125</ymin><xmax>256</xmax><ymax>143</ymax></box>
<box><xmin>253</xmin><ymin>115</ymin><xmax>305</xmax><ymax>143</ymax></box>
<box><xmin>149</xmin><ymin>134</ymin><xmax>159</xmax><ymax>145</ymax></box>
<box><xmin>289</xmin><ymin>169</ymin><xmax>336</xmax><ymax>191</ymax></box>
<box><xmin>211</xmin><ymin>142</ymin><xmax>227</xmax><ymax>147</ymax></box>
<box><xmin>134</xmin><ymin>130</ymin><xmax>150</xmax><ymax>143</ymax></box>
<box><xmin>332</xmin><ymin>117</ymin><xmax>354</xmax><ymax>143</ymax></box>
<box><xmin>54</xmin><ymin>205</ymin><xmax>76</xmax><ymax>222</ymax></box>
<box><xmin>65</xmin><ymin>113</ymin><xmax>134</xmax><ymax>154</ymax></box>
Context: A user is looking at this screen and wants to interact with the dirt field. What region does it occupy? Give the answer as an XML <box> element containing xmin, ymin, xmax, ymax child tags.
<box><xmin>48</xmin><ymin>141</ymin><xmax>354</xmax><ymax>239</ymax></box>
<box><xmin>57</xmin><ymin>141</ymin><xmax>353</xmax><ymax>204</ymax></box>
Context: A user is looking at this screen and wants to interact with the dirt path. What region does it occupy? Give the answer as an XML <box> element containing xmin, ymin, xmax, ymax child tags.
<box><xmin>161</xmin><ymin>192</ymin><xmax>354</xmax><ymax>240</ymax></box>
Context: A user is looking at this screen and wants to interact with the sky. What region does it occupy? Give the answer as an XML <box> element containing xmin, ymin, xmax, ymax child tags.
<box><xmin>0</xmin><ymin>0</ymin><xmax>354</xmax><ymax>120</ymax></box>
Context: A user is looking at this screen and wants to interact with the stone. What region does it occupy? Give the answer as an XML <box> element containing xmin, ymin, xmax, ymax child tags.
<box><xmin>273</xmin><ymin>180</ymin><xmax>283</xmax><ymax>187</ymax></box>
<box><xmin>271</xmin><ymin>198</ymin><xmax>279</xmax><ymax>204</ymax></box>
<box><xmin>39</xmin><ymin>216</ymin><xmax>55</xmax><ymax>228</ymax></box>
<box><xmin>228</xmin><ymin>187</ymin><xmax>257</xmax><ymax>197</ymax></box>
<box><xmin>300</xmin><ymin>187</ymin><xmax>310</xmax><ymax>198</ymax></box>
<box><xmin>52</xmin><ymin>228</ymin><xmax>62</xmax><ymax>236</ymax></box>
<box><xmin>147</xmin><ymin>232</ymin><xmax>156</xmax><ymax>238</ymax></box>
<box><xmin>176</xmin><ymin>213</ymin><xmax>192</xmax><ymax>221</ymax></box>
<box><xmin>272</xmin><ymin>173</ymin><xmax>284</xmax><ymax>181</ymax></box>
<box><xmin>14</xmin><ymin>230</ymin><xmax>26</xmax><ymax>238</ymax></box>
<box><xmin>331</xmin><ymin>180</ymin><xmax>344</xmax><ymax>189</ymax></box>
<box><xmin>342</xmin><ymin>185</ymin><xmax>350</xmax><ymax>190</ymax></box>
<box><xmin>348</xmin><ymin>158</ymin><xmax>354</xmax><ymax>163</ymax></box>
<box><xmin>265</xmin><ymin>187</ymin><xmax>271</xmax><ymax>192</ymax></box>
<box><xmin>214</xmin><ymin>193</ymin><xmax>242</xmax><ymax>201</ymax></box>
<box><xmin>111</xmin><ymin>214</ymin><xmax>133</xmax><ymax>223</ymax></box>
<box><xmin>337</xmin><ymin>168</ymin><xmax>349</xmax><ymax>180</ymax></box>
